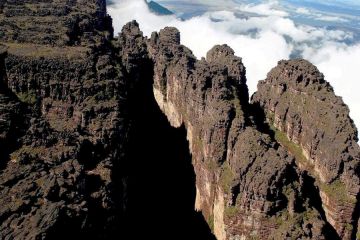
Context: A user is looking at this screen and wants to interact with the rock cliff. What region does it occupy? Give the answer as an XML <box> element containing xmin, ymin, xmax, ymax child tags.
<box><xmin>0</xmin><ymin>0</ymin><xmax>113</xmax><ymax>46</ymax></box>
<box><xmin>145</xmin><ymin>24</ymin><xmax>359</xmax><ymax>240</ymax></box>
<box><xmin>0</xmin><ymin>45</ymin><xmax>23</xmax><ymax>171</ymax></box>
<box><xmin>0</xmin><ymin>1</ymin><xmax>359</xmax><ymax>240</ymax></box>
<box><xmin>252</xmin><ymin>60</ymin><xmax>360</xmax><ymax>239</ymax></box>
<box><xmin>0</xmin><ymin>1</ymin><xmax>127</xmax><ymax>238</ymax></box>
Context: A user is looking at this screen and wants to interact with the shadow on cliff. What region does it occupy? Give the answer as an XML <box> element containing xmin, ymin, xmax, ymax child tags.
<box><xmin>351</xmin><ymin>190</ymin><xmax>360</xmax><ymax>240</ymax></box>
<box><xmin>122</xmin><ymin>60</ymin><xmax>216</xmax><ymax>240</ymax></box>
<box><xmin>0</xmin><ymin>74</ymin><xmax>27</xmax><ymax>170</ymax></box>
<box><xmin>301</xmin><ymin>173</ymin><xmax>341</xmax><ymax>240</ymax></box>
<box><xmin>250</xmin><ymin>102</ymin><xmax>340</xmax><ymax>240</ymax></box>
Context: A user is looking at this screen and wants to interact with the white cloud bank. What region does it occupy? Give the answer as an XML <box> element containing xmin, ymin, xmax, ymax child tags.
<box><xmin>236</xmin><ymin>1</ymin><xmax>289</xmax><ymax>17</ymax></box>
<box><xmin>108</xmin><ymin>0</ymin><xmax>360</xmax><ymax>134</ymax></box>
<box><xmin>293</xmin><ymin>6</ymin><xmax>350</xmax><ymax>23</ymax></box>
<box><xmin>296</xmin><ymin>7</ymin><xmax>311</xmax><ymax>15</ymax></box>
<box><xmin>315</xmin><ymin>15</ymin><xmax>349</xmax><ymax>23</ymax></box>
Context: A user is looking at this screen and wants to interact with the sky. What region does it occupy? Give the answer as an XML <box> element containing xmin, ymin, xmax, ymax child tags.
<box><xmin>108</xmin><ymin>0</ymin><xmax>360</xmax><ymax>134</ymax></box>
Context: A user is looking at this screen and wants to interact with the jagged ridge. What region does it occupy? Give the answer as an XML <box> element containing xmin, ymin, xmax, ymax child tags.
<box><xmin>0</xmin><ymin>1</ymin><xmax>359</xmax><ymax>240</ymax></box>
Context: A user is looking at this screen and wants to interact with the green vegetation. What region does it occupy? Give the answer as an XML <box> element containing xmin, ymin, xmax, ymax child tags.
<box><xmin>207</xmin><ymin>214</ymin><xmax>214</xmax><ymax>233</ymax></box>
<box><xmin>269</xmin><ymin>123</ymin><xmax>356</xmax><ymax>234</ymax></box>
<box><xmin>35</xmin><ymin>177</ymin><xmax>45</xmax><ymax>187</ymax></box>
<box><xmin>83</xmin><ymin>95</ymin><xmax>117</xmax><ymax>111</ymax></box>
<box><xmin>231</xmin><ymin>96</ymin><xmax>242</xmax><ymax>117</ymax></box>
<box><xmin>269</xmin><ymin>208</ymin><xmax>319</xmax><ymax>239</ymax></box>
<box><xmin>25</xmin><ymin>3</ymin><xmax>38</xmax><ymax>11</ymax></box>
<box><xmin>17</xmin><ymin>90</ymin><xmax>37</xmax><ymax>104</ymax></box>
<box><xmin>224</xmin><ymin>205</ymin><xmax>239</xmax><ymax>218</ymax></box>
<box><xmin>320</xmin><ymin>180</ymin><xmax>356</xmax><ymax>204</ymax></box>
<box><xmin>230</xmin><ymin>86</ymin><xmax>244</xmax><ymax>117</ymax></box>
<box><xmin>193</xmin><ymin>135</ymin><xmax>203</xmax><ymax>151</ymax></box>
<box><xmin>266</xmin><ymin>112</ymin><xmax>275</xmax><ymax>125</ymax></box>
<box><xmin>10</xmin><ymin>146</ymin><xmax>47</xmax><ymax>162</ymax></box>
<box><xmin>270</xmin><ymin>125</ymin><xmax>307</xmax><ymax>165</ymax></box>
<box><xmin>273</xmin><ymin>210</ymin><xmax>289</xmax><ymax>226</ymax></box>
<box><xmin>248</xmin><ymin>236</ymin><xmax>260</xmax><ymax>240</ymax></box>
<box><xmin>344</xmin><ymin>223</ymin><xmax>353</xmax><ymax>232</ymax></box>
<box><xmin>302</xmin><ymin>208</ymin><xmax>318</xmax><ymax>222</ymax></box>
<box><xmin>2</xmin><ymin>42</ymin><xmax>88</xmax><ymax>59</ymax></box>
<box><xmin>270</xmin><ymin>124</ymin><xmax>355</xmax><ymax>205</ymax></box>
<box><xmin>206</xmin><ymin>159</ymin><xmax>218</xmax><ymax>171</ymax></box>
<box><xmin>178</xmin><ymin>105</ymin><xmax>189</xmax><ymax>121</ymax></box>
<box><xmin>356</xmin><ymin>230</ymin><xmax>360</xmax><ymax>240</ymax></box>
<box><xmin>220</xmin><ymin>163</ymin><xmax>235</xmax><ymax>194</ymax></box>
<box><xmin>282</xmin><ymin>184</ymin><xmax>294</xmax><ymax>198</ymax></box>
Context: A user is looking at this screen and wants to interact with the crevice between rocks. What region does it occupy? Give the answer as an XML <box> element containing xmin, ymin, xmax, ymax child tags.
<box><xmin>352</xmin><ymin>191</ymin><xmax>360</xmax><ymax>240</ymax></box>
<box><xmin>250</xmin><ymin>102</ymin><xmax>341</xmax><ymax>239</ymax></box>
<box><xmin>121</xmin><ymin>59</ymin><xmax>216</xmax><ymax>239</ymax></box>
<box><xmin>301</xmin><ymin>172</ymin><xmax>340</xmax><ymax>240</ymax></box>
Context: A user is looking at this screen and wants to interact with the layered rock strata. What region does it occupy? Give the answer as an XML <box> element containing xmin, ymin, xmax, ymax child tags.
<box><xmin>252</xmin><ymin>60</ymin><xmax>360</xmax><ymax>239</ymax></box>
<box><xmin>144</xmin><ymin>25</ymin><xmax>355</xmax><ymax>239</ymax></box>
<box><xmin>0</xmin><ymin>1</ymin><xmax>129</xmax><ymax>239</ymax></box>
<box><xmin>0</xmin><ymin>1</ymin><xmax>359</xmax><ymax>239</ymax></box>
<box><xmin>0</xmin><ymin>45</ymin><xmax>23</xmax><ymax>169</ymax></box>
<box><xmin>0</xmin><ymin>0</ymin><xmax>113</xmax><ymax>46</ymax></box>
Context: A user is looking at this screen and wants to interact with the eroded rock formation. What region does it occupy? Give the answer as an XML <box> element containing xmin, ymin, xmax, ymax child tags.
<box><xmin>0</xmin><ymin>0</ymin><xmax>113</xmax><ymax>46</ymax></box>
<box><xmin>145</xmin><ymin>24</ymin><xmax>359</xmax><ymax>240</ymax></box>
<box><xmin>252</xmin><ymin>60</ymin><xmax>360</xmax><ymax>239</ymax></box>
<box><xmin>0</xmin><ymin>1</ymin><xmax>127</xmax><ymax>238</ymax></box>
<box><xmin>0</xmin><ymin>1</ymin><xmax>359</xmax><ymax>240</ymax></box>
<box><xmin>0</xmin><ymin>45</ymin><xmax>23</xmax><ymax>169</ymax></box>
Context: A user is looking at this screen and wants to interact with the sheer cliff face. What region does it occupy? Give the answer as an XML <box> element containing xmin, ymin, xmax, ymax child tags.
<box><xmin>0</xmin><ymin>1</ymin><xmax>128</xmax><ymax>238</ymax></box>
<box><xmin>252</xmin><ymin>60</ymin><xmax>359</xmax><ymax>186</ymax></box>
<box><xmin>147</xmin><ymin>27</ymin><xmax>297</xmax><ymax>239</ymax></box>
<box><xmin>0</xmin><ymin>46</ymin><xmax>21</xmax><ymax>160</ymax></box>
<box><xmin>145</xmin><ymin>25</ymin><xmax>358</xmax><ymax>240</ymax></box>
<box><xmin>0</xmin><ymin>2</ymin><xmax>359</xmax><ymax>240</ymax></box>
<box><xmin>0</xmin><ymin>0</ymin><xmax>113</xmax><ymax>46</ymax></box>
<box><xmin>252</xmin><ymin>60</ymin><xmax>360</xmax><ymax>239</ymax></box>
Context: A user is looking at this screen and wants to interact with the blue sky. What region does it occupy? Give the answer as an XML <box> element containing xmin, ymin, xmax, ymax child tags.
<box><xmin>307</xmin><ymin>0</ymin><xmax>360</xmax><ymax>8</ymax></box>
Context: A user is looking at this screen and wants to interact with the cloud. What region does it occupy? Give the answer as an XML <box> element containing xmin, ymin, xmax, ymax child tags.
<box><xmin>315</xmin><ymin>15</ymin><xmax>349</xmax><ymax>23</ymax></box>
<box><xmin>108</xmin><ymin>0</ymin><xmax>360</xmax><ymax>133</ymax></box>
<box><xmin>302</xmin><ymin>42</ymin><xmax>360</xmax><ymax>129</ymax></box>
<box><xmin>313</xmin><ymin>0</ymin><xmax>360</xmax><ymax>8</ymax></box>
<box><xmin>236</xmin><ymin>1</ymin><xmax>289</xmax><ymax>17</ymax></box>
<box><xmin>292</xmin><ymin>5</ymin><xmax>350</xmax><ymax>23</ymax></box>
<box><xmin>158</xmin><ymin>0</ymin><xmax>233</xmax><ymax>5</ymax></box>
<box><xmin>108</xmin><ymin>1</ymin><xmax>292</xmax><ymax>99</ymax></box>
<box><xmin>296</xmin><ymin>7</ymin><xmax>311</xmax><ymax>15</ymax></box>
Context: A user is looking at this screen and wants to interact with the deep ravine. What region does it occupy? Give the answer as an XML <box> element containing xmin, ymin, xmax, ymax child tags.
<box><xmin>0</xmin><ymin>1</ymin><xmax>359</xmax><ymax>239</ymax></box>
<box><xmin>122</xmin><ymin>58</ymin><xmax>216</xmax><ymax>239</ymax></box>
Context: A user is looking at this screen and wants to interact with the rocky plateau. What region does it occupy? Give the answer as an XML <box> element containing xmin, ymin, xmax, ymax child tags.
<box><xmin>0</xmin><ymin>0</ymin><xmax>359</xmax><ymax>240</ymax></box>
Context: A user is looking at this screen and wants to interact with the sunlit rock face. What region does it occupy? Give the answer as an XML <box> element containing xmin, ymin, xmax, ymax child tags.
<box><xmin>145</xmin><ymin>24</ymin><xmax>358</xmax><ymax>240</ymax></box>
<box><xmin>0</xmin><ymin>1</ymin><xmax>359</xmax><ymax>240</ymax></box>
<box><xmin>252</xmin><ymin>59</ymin><xmax>360</xmax><ymax>239</ymax></box>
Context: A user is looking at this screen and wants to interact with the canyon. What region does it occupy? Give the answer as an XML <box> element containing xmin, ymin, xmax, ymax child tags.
<box><xmin>0</xmin><ymin>0</ymin><xmax>359</xmax><ymax>240</ymax></box>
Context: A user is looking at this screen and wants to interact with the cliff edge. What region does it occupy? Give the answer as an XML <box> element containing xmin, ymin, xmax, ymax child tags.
<box><xmin>0</xmin><ymin>1</ymin><xmax>358</xmax><ymax>240</ymax></box>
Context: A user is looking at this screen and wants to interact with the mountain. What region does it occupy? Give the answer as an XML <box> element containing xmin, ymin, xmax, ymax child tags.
<box><xmin>147</xmin><ymin>1</ymin><xmax>174</xmax><ymax>15</ymax></box>
<box><xmin>0</xmin><ymin>1</ymin><xmax>359</xmax><ymax>240</ymax></box>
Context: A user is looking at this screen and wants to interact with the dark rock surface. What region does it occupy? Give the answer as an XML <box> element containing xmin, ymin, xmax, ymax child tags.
<box><xmin>0</xmin><ymin>2</ymin><xmax>127</xmax><ymax>239</ymax></box>
<box><xmin>0</xmin><ymin>46</ymin><xmax>22</xmax><ymax>171</ymax></box>
<box><xmin>252</xmin><ymin>59</ymin><xmax>359</xmax><ymax>186</ymax></box>
<box><xmin>0</xmin><ymin>0</ymin><xmax>113</xmax><ymax>46</ymax></box>
<box><xmin>0</xmin><ymin>1</ymin><xmax>359</xmax><ymax>240</ymax></box>
<box><xmin>146</xmin><ymin>25</ymin><xmax>351</xmax><ymax>240</ymax></box>
<box><xmin>147</xmin><ymin>1</ymin><xmax>174</xmax><ymax>16</ymax></box>
<box><xmin>252</xmin><ymin>59</ymin><xmax>360</xmax><ymax>239</ymax></box>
